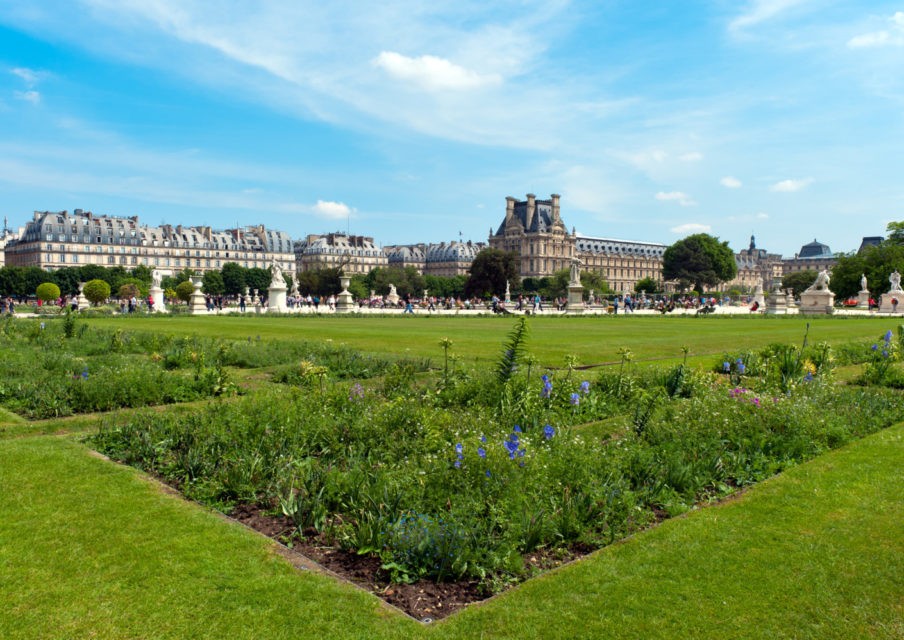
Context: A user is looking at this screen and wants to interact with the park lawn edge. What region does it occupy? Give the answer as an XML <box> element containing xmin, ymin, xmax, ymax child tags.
<box><xmin>1</xmin><ymin>422</ymin><xmax>901</xmax><ymax>639</ymax></box>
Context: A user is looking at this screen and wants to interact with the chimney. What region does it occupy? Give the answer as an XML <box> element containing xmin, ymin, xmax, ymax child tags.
<box><xmin>551</xmin><ymin>194</ymin><xmax>561</xmax><ymax>222</ymax></box>
<box><xmin>525</xmin><ymin>193</ymin><xmax>536</xmax><ymax>230</ymax></box>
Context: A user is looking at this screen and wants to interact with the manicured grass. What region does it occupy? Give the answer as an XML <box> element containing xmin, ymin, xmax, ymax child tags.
<box><xmin>78</xmin><ymin>314</ymin><xmax>893</xmax><ymax>366</ymax></box>
<box><xmin>1</xmin><ymin>426</ymin><xmax>901</xmax><ymax>639</ymax></box>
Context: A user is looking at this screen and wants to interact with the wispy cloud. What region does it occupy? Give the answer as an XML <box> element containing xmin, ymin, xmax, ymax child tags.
<box><xmin>728</xmin><ymin>0</ymin><xmax>810</xmax><ymax>32</ymax></box>
<box><xmin>14</xmin><ymin>90</ymin><xmax>40</xmax><ymax>104</ymax></box>
<box><xmin>848</xmin><ymin>11</ymin><xmax>904</xmax><ymax>48</ymax></box>
<box><xmin>373</xmin><ymin>52</ymin><xmax>501</xmax><ymax>91</ymax></box>
<box><xmin>720</xmin><ymin>176</ymin><xmax>742</xmax><ymax>188</ymax></box>
<box><xmin>678</xmin><ymin>151</ymin><xmax>703</xmax><ymax>162</ymax></box>
<box><xmin>770</xmin><ymin>178</ymin><xmax>813</xmax><ymax>192</ymax></box>
<box><xmin>656</xmin><ymin>191</ymin><xmax>696</xmax><ymax>206</ymax></box>
<box><xmin>11</xmin><ymin>67</ymin><xmax>42</xmax><ymax>85</ymax></box>
<box><xmin>312</xmin><ymin>200</ymin><xmax>353</xmax><ymax>219</ymax></box>
<box><xmin>670</xmin><ymin>223</ymin><xmax>711</xmax><ymax>234</ymax></box>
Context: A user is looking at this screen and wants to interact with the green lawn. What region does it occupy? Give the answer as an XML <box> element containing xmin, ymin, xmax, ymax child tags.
<box><xmin>1</xmin><ymin>425</ymin><xmax>901</xmax><ymax>639</ymax></box>
<box><xmin>77</xmin><ymin>314</ymin><xmax>893</xmax><ymax>366</ymax></box>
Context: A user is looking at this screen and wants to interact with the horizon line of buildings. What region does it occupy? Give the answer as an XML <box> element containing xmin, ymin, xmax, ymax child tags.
<box><xmin>0</xmin><ymin>198</ymin><xmax>882</xmax><ymax>292</ymax></box>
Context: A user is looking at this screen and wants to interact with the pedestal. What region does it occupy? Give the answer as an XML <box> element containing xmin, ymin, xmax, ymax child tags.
<box><xmin>879</xmin><ymin>292</ymin><xmax>903</xmax><ymax>314</ymax></box>
<box><xmin>857</xmin><ymin>290</ymin><xmax>870</xmax><ymax>310</ymax></box>
<box><xmin>76</xmin><ymin>283</ymin><xmax>89</xmax><ymax>311</ymax></box>
<box><xmin>149</xmin><ymin>285</ymin><xmax>167</xmax><ymax>313</ymax></box>
<box><xmin>799</xmin><ymin>290</ymin><xmax>835</xmax><ymax>315</ymax></box>
<box><xmin>764</xmin><ymin>284</ymin><xmax>788</xmax><ymax>315</ymax></box>
<box><xmin>268</xmin><ymin>285</ymin><xmax>287</xmax><ymax>313</ymax></box>
<box><xmin>188</xmin><ymin>275</ymin><xmax>207</xmax><ymax>314</ymax></box>
<box><xmin>566</xmin><ymin>284</ymin><xmax>584</xmax><ymax>314</ymax></box>
<box><xmin>336</xmin><ymin>276</ymin><xmax>355</xmax><ymax>313</ymax></box>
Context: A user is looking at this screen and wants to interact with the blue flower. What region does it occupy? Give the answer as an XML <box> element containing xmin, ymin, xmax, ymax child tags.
<box><xmin>736</xmin><ymin>357</ymin><xmax>743</xmax><ymax>364</ymax></box>
<box><xmin>722</xmin><ymin>361</ymin><xmax>731</xmax><ymax>372</ymax></box>
<box><xmin>513</xmin><ymin>425</ymin><xmax>522</xmax><ymax>433</ymax></box>
<box><xmin>871</xmin><ymin>344</ymin><xmax>879</xmax><ymax>351</ymax></box>
<box><xmin>480</xmin><ymin>435</ymin><xmax>487</xmax><ymax>443</ymax></box>
<box><xmin>454</xmin><ymin>459</ymin><xmax>461</xmax><ymax>469</ymax></box>
<box><xmin>580</xmin><ymin>380</ymin><xmax>590</xmax><ymax>394</ymax></box>
<box><xmin>737</xmin><ymin>363</ymin><xmax>746</xmax><ymax>375</ymax></box>
<box><xmin>541</xmin><ymin>380</ymin><xmax>552</xmax><ymax>398</ymax></box>
<box><xmin>81</xmin><ymin>368</ymin><xmax>89</xmax><ymax>380</ymax></box>
<box><xmin>485</xmin><ymin>470</ymin><xmax>491</xmax><ymax>478</ymax></box>
<box><xmin>455</xmin><ymin>442</ymin><xmax>463</xmax><ymax>454</ymax></box>
<box><xmin>541</xmin><ymin>374</ymin><xmax>549</xmax><ymax>383</ymax></box>
<box><xmin>543</xmin><ymin>425</ymin><xmax>555</xmax><ymax>440</ymax></box>
<box><xmin>804</xmin><ymin>371</ymin><xmax>813</xmax><ymax>382</ymax></box>
<box><xmin>885</xmin><ymin>330</ymin><xmax>893</xmax><ymax>343</ymax></box>
<box><xmin>570</xmin><ymin>392</ymin><xmax>580</xmax><ymax>406</ymax></box>
<box><xmin>883</xmin><ymin>350</ymin><xmax>889</xmax><ymax>358</ymax></box>
<box><xmin>477</xmin><ymin>447</ymin><xmax>486</xmax><ymax>458</ymax></box>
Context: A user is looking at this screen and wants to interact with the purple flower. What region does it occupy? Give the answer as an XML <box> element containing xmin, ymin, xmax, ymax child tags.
<box><xmin>480</xmin><ymin>435</ymin><xmax>487</xmax><ymax>443</ymax></box>
<box><xmin>871</xmin><ymin>344</ymin><xmax>879</xmax><ymax>351</ymax></box>
<box><xmin>804</xmin><ymin>371</ymin><xmax>813</xmax><ymax>382</ymax></box>
<box><xmin>883</xmin><ymin>350</ymin><xmax>889</xmax><ymax>358</ymax></box>
<box><xmin>477</xmin><ymin>447</ymin><xmax>486</xmax><ymax>458</ymax></box>
<box><xmin>541</xmin><ymin>380</ymin><xmax>553</xmax><ymax>398</ymax></box>
<box><xmin>570</xmin><ymin>392</ymin><xmax>580</xmax><ymax>406</ymax></box>
<box><xmin>485</xmin><ymin>470</ymin><xmax>491</xmax><ymax>478</ymax></box>
<box><xmin>885</xmin><ymin>330</ymin><xmax>893</xmax><ymax>343</ymax></box>
<box><xmin>580</xmin><ymin>380</ymin><xmax>590</xmax><ymax>394</ymax></box>
<box><xmin>513</xmin><ymin>425</ymin><xmax>522</xmax><ymax>433</ymax></box>
<box><xmin>454</xmin><ymin>459</ymin><xmax>461</xmax><ymax>469</ymax></box>
<box><xmin>349</xmin><ymin>383</ymin><xmax>365</xmax><ymax>400</ymax></box>
<box><xmin>455</xmin><ymin>442</ymin><xmax>463</xmax><ymax>454</ymax></box>
<box><xmin>543</xmin><ymin>425</ymin><xmax>555</xmax><ymax>440</ymax></box>
<box><xmin>722</xmin><ymin>361</ymin><xmax>730</xmax><ymax>372</ymax></box>
<box><xmin>737</xmin><ymin>363</ymin><xmax>746</xmax><ymax>375</ymax></box>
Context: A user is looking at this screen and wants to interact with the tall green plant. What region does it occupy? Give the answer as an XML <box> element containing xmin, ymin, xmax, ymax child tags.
<box><xmin>495</xmin><ymin>317</ymin><xmax>529</xmax><ymax>386</ymax></box>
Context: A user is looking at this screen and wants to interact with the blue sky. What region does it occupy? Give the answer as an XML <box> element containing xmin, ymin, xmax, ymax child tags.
<box><xmin>0</xmin><ymin>1</ymin><xmax>901</xmax><ymax>257</ymax></box>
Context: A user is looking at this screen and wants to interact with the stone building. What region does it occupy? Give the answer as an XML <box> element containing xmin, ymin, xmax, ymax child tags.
<box><xmin>489</xmin><ymin>193</ymin><xmax>667</xmax><ymax>292</ymax></box>
<box><xmin>294</xmin><ymin>233</ymin><xmax>387</xmax><ymax>274</ymax></box>
<box><xmin>781</xmin><ymin>239</ymin><xmax>836</xmax><ymax>275</ymax></box>
<box><xmin>722</xmin><ymin>235</ymin><xmax>783</xmax><ymax>291</ymax></box>
<box><xmin>4</xmin><ymin>209</ymin><xmax>295</xmax><ymax>274</ymax></box>
<box><xmin>0</xmin><ymin>218</ymin><xmax>17</xmax><ymax>268</ymax></box>
<box><xmin>575</xmin><ymin>234</ymin><xmax>666</xmax><ymax>293</ymax></box>
<box><xmin>385</xmin><ymin>240</ymin><xmax>486</xmax><ymax>277</ymax></box>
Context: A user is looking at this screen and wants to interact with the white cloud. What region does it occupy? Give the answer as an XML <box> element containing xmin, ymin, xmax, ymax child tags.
<box><xmin>670</xmin><ymin>223</ymin><xmax>711</xmax><ymax>234</ymax></box>
<box><xmin>756</xmin><ymin>212</ymin><xmax>769</xmax><ymax>219</ymax></box>
<box><xmin>720</xmin><ymin>176</ymin><xmax>742</xmax><ymax>188</ymax></box>
<box><xmin>312</xmin><ymin>200</ymin><xmax>353</xmax><ymax>219</ymax></box>
<box><xmin>14</xmin><ymin>90</ymin><xmax>41</xmax><ymax>104</ymax></box>
<box><xmin>729</xmin><ymin>0</ymin><xmax>809</xmax><ymax>32</ymax></box>
<box><xmin>770</xmin><ymin>178</ymin><xmax>812</xmax><ymax>192</ymax></box>
<box><xmin>848</xmin><ymin>12</ymin><xmax>904</xmax><ymax>49</ymax></box>
<box><xmin>656</xmin><ymin>191</ymin><xmax>696</xmax><ymax>206</ymax></box>
<box><xmin>373</xmin><ymin>51</ymin><xmax>502</xmax><ymax>91</ymax></box>
<box><xmin>678</xmin><ymin>152</ymin><xmax>703</xmax><ymax>162</ymax></box>
<box><xmin>11</xmin><ymin>67</ymin><xmax>41</xmax><ymax>85</ymax></box>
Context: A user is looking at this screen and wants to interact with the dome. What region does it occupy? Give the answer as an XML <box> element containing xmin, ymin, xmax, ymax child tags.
<box><xmin>798</xmin><ymin>239</ymin><xmax>832</xmax><ymax>259</ymax></box>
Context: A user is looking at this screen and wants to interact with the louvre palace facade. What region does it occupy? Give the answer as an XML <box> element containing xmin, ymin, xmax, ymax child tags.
<box><xmin>489</xmin><ymin>193</ymin><xmax>667</xmax><ymax>292</ymax></box>
<box><xmin>5</xmin><ymin>209</ymin><xmax>295</xmax><ymax>275</ymax></box>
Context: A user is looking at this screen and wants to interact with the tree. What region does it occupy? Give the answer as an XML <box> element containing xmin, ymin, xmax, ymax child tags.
<box><xmin>662</xmin><ymin>234</ymin><xmax>737</xmax><ymax>294</ymax></box>
<box><xmin>831</xmin><ymin>243</ymin><xmax>904</xmax><ymax>299</ymax></box>
<box><xmin>36</xmin><ymin>282</ymin><xmax>61</xmax><ymax>303</ymax></box>
<box><xmin>245</xmin><ymin>267</ymin><xmax>271</xmax><ymax>294</ymax></box>
<box><xmin>83</xmin><ymin>279</ymin><xmax>111</xmax><ymax>306</ymax></box>
<box><xmin>221</xmin><ymin>262</ymin><xmax>247</xmax><ymax>295</ymax></box>
<box><xmin>781</xmin><ymin>270</ymin><xmax>818</xmax><ymax>296</ymax></box>
<box><xmin>118</xmin><ymin>283</ymin><xmax>140</xmax><ymax>300</ymax></box>
<box><xmin>886</xmin><ymin>221</ymin><xmax>904</xmax><ymax>245</ymax></box>
<box><xmin>174</xmin><ymin>280</ymin><xmax>194</xmax><ymax>303</ymax></box>
<box><xmin>365</xmin><ymin>266</ymin><xmax>425</xmax><ymax>298</ymax></box>
<box><xmin>131</xmin><ymin>265</ymin><xmax>153</xmax><ymax>286</ymax></box>
<box><xmin>118</xmin><ymin>277</ymin><xmax>147</xmax><ymax>298</ymax></box>
<box><xmin>202</xmin><ymin>270</ymin><xmax>225</xmax><ymax>295</ymax></box>
<box><xmin>52</xmin><ymin>267</ymin><xmax>82</xmax><ymax>296</ymax></box>
<box><xmin>464</xmin><ymin>249</ymin><xmax>520</xmax><ymax>298</ymax></box>
<box><xmin>634</xmin><ymin>276</ymin><xmax>659</xmax><ymax>295</ymax></box>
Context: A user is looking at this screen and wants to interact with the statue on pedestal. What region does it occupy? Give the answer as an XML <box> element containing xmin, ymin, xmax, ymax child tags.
<box><xmin>890</xmin><ymin>270</ymin><xmax>902</xmax><ymax>293</ymax></box>
<box><xmin>805</xmin><ymin>269</ymin><xmax>831</xmax><ymax>292</ymax></box>
<box><xmin>860</xmin><ymin>273</ymin><xmax>868</xmax><ymax>292</ymax></box>
<box><xmin>269</xmin><ymin>258</ymin><xmax>285</xmax><ymax>288</ymax></box>
<box><xmin>569</xmin><ymin>258</ymin><xmax>582</xmax><ymax>285</ymax></box>
<box><xmin>151</xmin><ymin>269</ymin><xmax>162</xmax><ymax>289</ymax></box>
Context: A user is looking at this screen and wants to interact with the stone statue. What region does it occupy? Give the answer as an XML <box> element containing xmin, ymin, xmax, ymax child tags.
<box><xmin>569</xmin><ymin>258</ymin><xmax>582</xmax><ymax>285</ymax></box>
<box><xmin>753</xmin><ymin>278</ymin><xmax>763</xmax><ymax>295</ymax></box>
<box><xmin>805</xmin><ymin>269</ymin><xmax>831</xmax><ymax>292</ymax></box>
<box><xmin>505</xmin><ymin>280</ymin><xmax>510</xmax><ymax>301</ymax></box>
<box><xmin>269</xmin><ymin>257</ymin><xmax>285</xmax><ymax>287</ymax></box>
<box><xmin>890</xmin><ymin>270</ymin><xmax>902</xmax><ymax>293</ymax></box>
<box><xmin>151</xmin><ymin>269</ymin><xmax>162</xmax><ymax>289</ymax></box>
<box><xmin>389</xmin><ymin>284</ymin><xmax>397</xmax><ymax>298</ymax></box>
<box><xmin>860</xmin><ymin>273</ymin><xmax>868</xmax><ymax>292</ymax></box>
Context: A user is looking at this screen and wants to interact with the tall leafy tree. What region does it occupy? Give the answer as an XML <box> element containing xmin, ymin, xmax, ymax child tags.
<box><xmin>202</xmin><ymin>270</ymin><xmax>225</xmax><ymax>295</ymax></box>
<box><xmin>886</xmin><ymin>221</ymin><xmax>904</xmax><ymax>245</ymax></box>
<box><xmin>781</xmin><ymin>270</ymin><xmax>818</xmax><ymax>296</ymax></box>
<box><xmin>831</xmin><ymin>243</ymin><xmax>904</xmax><ymax>299</ymax></box>
<box><xmin>464</xmin><ymin>249</ymin><xmax>520</xmax><ymax>298</ymax></box>
<box><xmin>662</xmin><ymin>234</ymin><xmax>737</xmax><ymax>294</ymax></box>
<box><xmin>221</xmin><ymin>262</ymin><xmax>246</xmax><ymax>295</ymax></box>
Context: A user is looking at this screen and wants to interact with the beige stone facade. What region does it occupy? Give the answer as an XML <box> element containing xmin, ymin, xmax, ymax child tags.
<box><xmin>489</xmin><ymin>194</ymin><xmax>667</xmax><ymax>292</ymax></box>
<box><xmin>385</xmin><ymin>240</ymin><xmax>486</xmax><ymax>277</ymax></box>
<box><xmin>4</xmin><ymin>209</ymin><xmax>295</xmax><ymax>275</ymax></box>
<box><xmin>722</xmin><ymin>235</ymin><xmax>783</xmax><ymax>291</ymax></box>
<box><xmin>295</xmin><ymin>233</ymin><xmax>387</xmax><ymax>274</ymax></box>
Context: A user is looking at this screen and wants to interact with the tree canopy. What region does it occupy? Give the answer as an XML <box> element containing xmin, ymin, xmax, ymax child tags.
<box><xmin>781</xmin><ymin>270</ymin><xmax>818</xmax><ymax>296</ymax></box>
<box><xmin>82</xmin><ymin>279</ymin><xmax>111</xmax><ymax>306</ymax></box>
<box><xmin>662</xmin><ymin>234</ymin><xmax>737</xmax><ymax>293</ymax></box>
<box><xmin>830</xmin><ymin>243</ymin><xmax>904</xmax><ymax>299</ymax></box>
<box><xmin>464</xmin><ymin>249</ymin><xmax>520</xmax><ymax>298</ymax></box>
